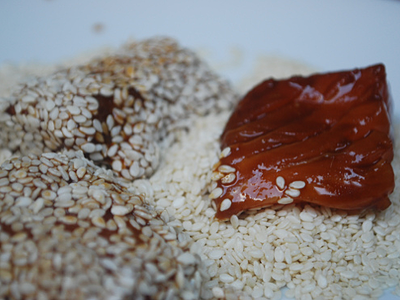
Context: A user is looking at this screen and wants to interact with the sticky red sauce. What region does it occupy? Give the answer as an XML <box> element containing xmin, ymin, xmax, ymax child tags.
<box><xmin>212</xmin><ymin>64</ymin><xmax>394</xmax><ymax>219</ymax></box>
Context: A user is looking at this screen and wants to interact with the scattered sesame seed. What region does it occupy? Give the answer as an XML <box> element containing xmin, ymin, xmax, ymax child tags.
<box><xmin>277</xmin><ymin>196</ymin><xmax>294</xmax><ymax>204</ymax></box>
<box><xmin>220</xmin><ymin>199</ymin><xmax>232</xmax><ymax>212</ymax></box>
<box><xmin>285</xmin><ymin>188</ymin><xmax>301</xmax><ymax>198</ymax></box>
<box><xmin>210</xmin><ymin>187</ymin><xmax>223</xmax><ymax>199</ymax></box>
<box><xmin>276</xmin><ymin>176</ymin><xmax>285</xmax><ymax>190</ymax></box>
<box><xmin>221</xmin><ymin>172</ymin><xmax>236</xmax><ymax>184</ymax></box>
<box><xmin>289</xmin><ymin>180</ymin><xmax>306</xmax><ymax>189</ymax></box>
<box><xmin>218</xmin><ymin>164</ymin><xmax>236</xmax><ymax>173</ymax></box>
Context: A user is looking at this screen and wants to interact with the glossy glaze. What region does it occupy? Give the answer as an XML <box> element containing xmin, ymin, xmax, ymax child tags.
<box><xmin>212</xmin><ymin>64</ymin><xmax>394</xmax><ymax>219</ymax></box>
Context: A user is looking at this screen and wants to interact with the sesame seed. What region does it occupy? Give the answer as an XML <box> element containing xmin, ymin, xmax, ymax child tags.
<box><xmin>129</xmin><ymin>161</ymin><xmax>141</xmax><ymax>178</ymax></box>
<box><xmin>0</xmin><ymin>177</ymin><xmax>10</xmax><ymax>186</ymax></box>
<box><xmin>76</xmin><ymin>167</ymin><xmax>86</xmax><ymax>179</ymax></box>
<box><xmin>15</xmin><ymin>196</ymin><xmax>33</xmax><ymax>207</ymax></box>
<box><xmin>211</xmin><ymin>171</ymin><xmax>224</xmax><ymax>181</ymax></box>
<box><xmin>285</xmin><ymin>188</ymin><xmax>301</xmax><ymax>198</ymax></box>
<box><xmin>113</xmin><ymin>216</ymin><xmax>126</xmax><ymax>228</ymax></box>
<box><xmin>93</xmin><ymin>119</ymin><xmax>103</xmax><ymax>133</ymax></box>
<box><xmin>73</xmin><ymin>115</ymin><xmax>87</xmax><ymax>123</ymax></box>
<box><xmin>91</xmin><ymin>216</ymin><xmax>106</xmax><ymax>228</ymax></box>
<box><xmin>60</xmin><ymin>215</ymin><xmax>78</xmax><ymax>225</ymax></box>
<box><xmin>221</xmin><ymin>173</ymin><xmax>236</xmax><ymax>184</ymax></box>
<box><xmin>276</xmin><ymin>176</ymin><xmax>285</xmax><ymax>190</ymax></box>
<box><xmin>79</xmin><ymin>126</ymin><xmax>95</xmax><ymax>135</ymax></box>
<box><xmin>42</xmin><ymin>190</ymin><xmax>57</xmax><ymax>200</ymax></box>
<box><xmin>66</xmin><ymin>105</ymin><xmax>80</xmax><ymax>115</ymax></box>
<box><xmin>277</xmin><ymin>197</ymin><xmax>294</xmax><ymax>204</ymax></box>
<box><xmin>80</xmin><ymin>143</ymin><xmax>96</xmax><ymax>153</ymax></box>
<box><xmin>220</xmin><ymin>147</ymin><xmax>231</xmax><ymax>158</ymax></box>
<box><xmin>220</xmin><ymin>199</ymin><xmax>232</xmax><ymax>212</ymax></box>
<box><xmin>209</xmin><ymin>187</ymin><xmax>223</xmax><ymax>199</ymax></box>
<box><xmin>218</xmin><ymin>164</ymin><xmax>236</xmax><ymax>173</ymax></box>
<box><xmin>289</xmin><ymin>180</ymin><xmax>306</xmax><ymax>189</ymax></box>
<box><xmin>107</xmin><ymin>144</ymin><xmax>119</xmax><ymax>157</ymax></box>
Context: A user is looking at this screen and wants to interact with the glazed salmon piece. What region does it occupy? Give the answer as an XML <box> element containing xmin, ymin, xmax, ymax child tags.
<box><xmin>211</xmin><ymin>64</ymin><xmax>394</xmax><ymax>219</ymax></box>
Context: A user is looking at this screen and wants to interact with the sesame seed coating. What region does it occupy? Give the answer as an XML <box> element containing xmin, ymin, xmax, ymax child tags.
<box><xmin>0</xmin><ymin>150</ymin><xmax>205</xmax><ymax>300</ymax></box>
<box><xmin>0</xmin><ymin>37</ymin><xmax>237</xmax><ymax>180</ymax></box>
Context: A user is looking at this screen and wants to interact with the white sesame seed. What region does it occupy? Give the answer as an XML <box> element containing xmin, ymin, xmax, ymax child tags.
<box><xmin>111</xmin><ymin>205</ymin><xmax>131</xmax><ymax>216</ymax></box>
<box><xmin>221</xmin><ymin>173</ymin><xmax>236</xmax><ymax>184</ymax></box>
<box><xmin>91</xmin><ymin>216</ymin><xmax>106</xmax><ymax>228</ymax></box>
<box><xmin>209</xmin><ymin>187</ymin><xmax>223</xmax><ymax>199</ymax></box>
<box><xmin>93</xmin><ymin>119</ymin><xmax>103</xmax><ymax>132</ymax></box>
<box><xmin>129</xmin><ymin>161</ymin><xmax>141</xmax><ymax>178</ymax></box>
<box><xmin>289</xmin><ymin>180</ymin><xmax>306</xmax><ymax>189</ymax></box>
<box><xmin>15</xmin><ymin>196</ymin><xmax>33</xmax><ymax>207</ymax></box>
<box><xmin>276</xmin><ymin>176</ymin><xmax>285</xmax><ymax>189</ymax></box>
<box><xmin>177</xmin><ymin>252</ymin><xmax>197</xmax><ymax>265</ymax></box>
<box><xmin>81</xmin><ymin>143</ymin><xmax>96</xmax><ymax>153</ymax></box>
<box><xmin>285</xmin><ymin>188</ymin><xmax>300</xmax><ymax>198</ymax></box>
<box><xmin>209</xmin><ymin>249</ymin><xmax>225</xmax><ymax>260</ymax></box>
<box><xmin>0</xmin><ymin>177</ymin><xmax>10</xmax><ymax>186</ymax></box>
<box><xmin>212</xmin><ymin>287</ymin><xmax>225</xmax><ymax>298</ymax></box>
<box><xmin>110</xmin><ymin>126</ymin><xmax>121</xmax><ymax>136</ymax></box>
<box><xmin>220</xmin><ymin>199</ymin><xmax>232</xmax><ymax>212</ymax></box>
<box><xmin>220</xmin><ymin>273</ymin><xmax>234</xmax><ymax>283</ymax></box>
<box><xmin>277</xmin><ymin>197</ymin><xmax>293</xmax><ymax>204</ymax></box>
<box><xmin>42</xmin><ymin>190</ymin><xmax>57</xmax><ymax>200</ymax></box>
<box><xmin>79</xmin><ymin>126</ymin><xmax>95</xmax><ymax>135</ymax></box>
<box><xmin>107</xmin><ymin>144</ymin><xmax>119</xmax><ymax>157</ymax></box>
<box><xmin>106</xmin><ymin>115</ymin><xmax>114</xmax><ymax>130</ymax></box>
<box><xmin>76</xmin><ymin>167</ymin><xmax>86</xmax><ymax>178</ymax></box>
<box><xmin>113</xmin><ymin>215</ymin><xmax>126</xmax><ymax>228</ymax></box>
<box><xmin>220</xmin><ymin>146</ymin><xmax>231</xmax><ymax>158</ymax></box>
<box><xmin>112</xmin><ymin>160</ymin><xmax>123</xmax><ymax>172</ymax></box>
<box><xmin>218</xmin><ymin>164</ymin><xmax>236</xmax><ymax>173</ymax></box>
<box><xmin>54</xmin><ymin>200</ymin><xmax>75</xmax><ymax>208</ymax></box>
<box><xmin>66</xmin><ymin>105</ymin><xmax>81</xmax><ymax>115</ymax></box>
<box><xmin>73</xmin><ymin>115</ymin><xmax>87</xmax><ymax>123</ymax></box>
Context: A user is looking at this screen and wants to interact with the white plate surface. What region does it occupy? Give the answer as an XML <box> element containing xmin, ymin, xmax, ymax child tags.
<box><xmin>0</xmin><ymin>1</ymin><xmax>399</xmax><ymax>299</ymax></box>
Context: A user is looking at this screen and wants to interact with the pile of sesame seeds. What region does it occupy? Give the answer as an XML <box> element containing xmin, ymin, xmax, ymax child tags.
<box><xmin>0</xmin><ymin>150</ymin><xmax>206</xmax><ymax>300</ymax></box>
<box><xmin>0</xmin><ymin>37</ymin><xmax>237</xmax><ymax>180</ymax></box>
<box><xmin>2</xmin><ymin>41</ymin><xmax>400</xmax><ymax>300</ymax></box>
<box><xmin>133</xmin><ymin>111</ymin><xmax>400</xmax><ymax>300</ymax></box>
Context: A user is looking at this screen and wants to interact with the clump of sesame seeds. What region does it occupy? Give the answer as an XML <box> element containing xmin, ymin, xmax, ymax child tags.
<box><xmin>0</xmin><ymin>37</ymin><xmax>237</xmax><ymax>180</ymax></box>
<box><xmin>0</xmin><ymin>150</ymin><xmax>206</xmax><ymax>300</ymax></box>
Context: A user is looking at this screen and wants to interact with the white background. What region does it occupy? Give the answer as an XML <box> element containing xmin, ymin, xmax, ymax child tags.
<box><xmin>0</xmin><ymin>1</ymin><xmax>399</xmax><ymax>299</ymax></box>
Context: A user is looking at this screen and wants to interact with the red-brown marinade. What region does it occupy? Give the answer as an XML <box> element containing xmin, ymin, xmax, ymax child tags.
<box><xmin>211</xmin><ymin>64</ymin><xmax>394</xmax><ymax>220</ymax></box>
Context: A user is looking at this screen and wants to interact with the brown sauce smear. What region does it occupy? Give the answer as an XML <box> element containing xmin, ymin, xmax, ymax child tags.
<box><xmin>213</xmin><ymin>64</ymin><xmax>394</xmax><ymax>219</ymax></box>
